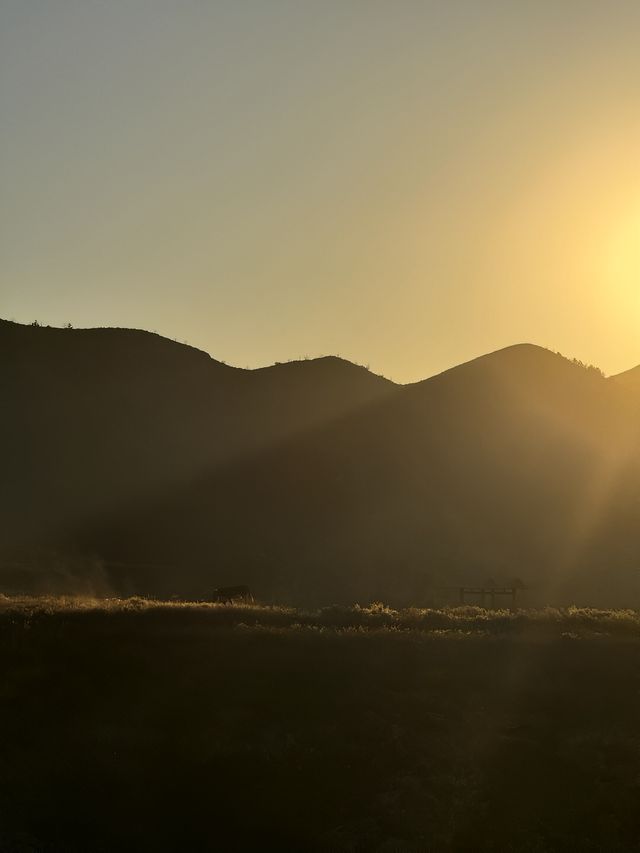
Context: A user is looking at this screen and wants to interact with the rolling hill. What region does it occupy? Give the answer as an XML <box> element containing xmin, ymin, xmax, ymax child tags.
<box><xmin>2</xmin><ymin>319</ymin><xmax>640</xmax><ymax>605</ymax></box>
<box><xmin>611</xmin><ymin>364</ymin><xmax>640</xmax><ymax>394</ymax></box>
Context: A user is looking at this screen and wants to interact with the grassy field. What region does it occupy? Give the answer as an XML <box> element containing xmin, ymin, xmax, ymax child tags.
<box><xmin>1</xmin><ymin>597</ymin><xmax>640</xmax><ymax>852</ymax></box>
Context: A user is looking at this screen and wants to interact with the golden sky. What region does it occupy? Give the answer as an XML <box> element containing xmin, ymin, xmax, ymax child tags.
<box><xmin>1</xmin><ymin>1</ymin><xmax>639</xmax><ymax>382</ymax></box>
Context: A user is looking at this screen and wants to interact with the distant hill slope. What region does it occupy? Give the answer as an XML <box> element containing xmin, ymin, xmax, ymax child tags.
<box><xmin>2</xmin><ymin>319</ymin><xmax>640</xmax><ymax>605</ymax></box>
<box><xmin>0</xmin><ymin>319</ymin><xmax>396</xmax><ymax>577</ymax></box>
<box><xmin>611</xmin><ymin>364</ymin><xmax>640</xmax><ymax>392</ymax></box>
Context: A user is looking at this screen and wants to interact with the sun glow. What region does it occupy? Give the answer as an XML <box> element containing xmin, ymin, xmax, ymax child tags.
<box><xmin>607</xmin><ymin>212</ymin><xmax>640</xmax><ymax>314</ymax></box>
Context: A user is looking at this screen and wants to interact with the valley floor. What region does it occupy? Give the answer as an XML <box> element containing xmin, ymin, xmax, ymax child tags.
<box><xmin>1</xmin><ymin>598</ymin><xmax>639</xmax><ymax>852</ymax></box>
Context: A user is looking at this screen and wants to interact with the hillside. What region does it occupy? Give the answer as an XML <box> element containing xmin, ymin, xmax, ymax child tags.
<box><xmin>611</xmin><ymin>364</ymin><xmax>640</xmax><ymax>393</ymax></box>
<box><xmin>0</xmin><ymin>320</ymin><xmax>396</xmax><ymax>592</ymax></box>
<box><xmin>2</xmin><ymin>319</ymin><xmax>640</xmax><ymax>605</ymax></box>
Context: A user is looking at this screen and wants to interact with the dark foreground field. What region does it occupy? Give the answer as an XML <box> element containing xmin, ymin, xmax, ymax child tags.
<box><xmin>1</xmin><ymin>599</ymin><xmax>640</xmax><ymax>852</ymax></box>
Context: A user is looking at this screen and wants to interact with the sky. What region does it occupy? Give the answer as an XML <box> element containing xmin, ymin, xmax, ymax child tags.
<box><xmin>1</xmin><ymin>0</ymin><xmax>639</xmax><ymax>382</ymax></box>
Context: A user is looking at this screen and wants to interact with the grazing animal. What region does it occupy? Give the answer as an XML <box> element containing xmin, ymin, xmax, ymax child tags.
<box><xmin>210</xmin><ymin>584</ymin><xmax>253</xmax><ymax>604</ymax></box>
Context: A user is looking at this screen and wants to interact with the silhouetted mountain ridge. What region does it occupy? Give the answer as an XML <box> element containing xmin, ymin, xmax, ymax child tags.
<box><xmin>2</xmin><ymin>319</ymin><xmax>639</xmax><ymax>605</ymax></box>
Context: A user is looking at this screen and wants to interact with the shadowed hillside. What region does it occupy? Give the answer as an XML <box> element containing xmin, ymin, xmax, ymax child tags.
<box><xmin>0</xmin><ymin>320</ymin><xmax>395</xmax><ymax>575</ymax></box>
<box><xmin>2</xmin><ymin>320</ymin><xmax>640</xmax><ymax>605</ymax></box>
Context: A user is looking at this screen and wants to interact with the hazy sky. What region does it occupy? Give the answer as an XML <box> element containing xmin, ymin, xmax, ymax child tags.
<box><xmin>2</xmin><ymin>1</ymin><xmax>639</xmax><ymax>381</ymax></box>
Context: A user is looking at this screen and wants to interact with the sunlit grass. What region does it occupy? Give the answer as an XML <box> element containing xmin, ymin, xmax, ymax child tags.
<box><xmin>1</xmin><ymin>594</ymin><xmax>639</xmax><ymax>639</ymax></box>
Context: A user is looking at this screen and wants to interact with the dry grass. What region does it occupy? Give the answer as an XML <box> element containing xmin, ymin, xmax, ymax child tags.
<box><xmin>1</xmin><ymin>594</ymin><xmax>639</xmax><ymax>639</ymax></box>
<box><xmin>2</xmin><ymin>595</ymin><xmax>640</xmax><ymax>850</ymax></box>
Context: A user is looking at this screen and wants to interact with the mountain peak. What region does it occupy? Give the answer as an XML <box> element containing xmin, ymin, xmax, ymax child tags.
<box><xmin>415</xmin><ymin>343</ymin><xmax>577</xmax><ymax>388</ymax></box>
<box><xmin>254</xmin><ymin>354</ymin><xmax>393</xmax><ymax>384</ymax></box>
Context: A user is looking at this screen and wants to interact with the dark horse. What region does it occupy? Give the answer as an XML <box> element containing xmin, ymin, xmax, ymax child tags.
<box><xmin>210</xmin><ymin>585</ymin><xmax>253</xmax><ymax>604</ymax></box>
